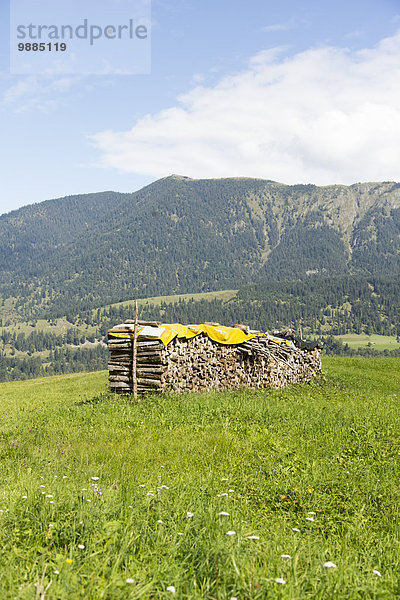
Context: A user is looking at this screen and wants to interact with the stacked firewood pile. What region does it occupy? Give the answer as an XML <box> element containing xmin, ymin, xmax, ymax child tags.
<box><xmin>108</xmin><ymin>321</ymin><xmax>322</xmax><ymax>395</ymax></box>
<box><xmin>108</xmin><ymin>336</ymin><xmax>165</xmax><ymax>394</ymax></box>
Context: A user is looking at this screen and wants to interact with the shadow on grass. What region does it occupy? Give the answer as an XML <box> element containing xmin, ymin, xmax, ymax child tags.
<box><xmin>75</xmin><ymin>392</ymin><xmax>119</xmax><ymax>406</ymax></box>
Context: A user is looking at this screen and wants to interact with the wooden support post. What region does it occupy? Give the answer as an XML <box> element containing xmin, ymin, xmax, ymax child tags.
<box><xmin>132</xmin><ymin>300</ymin><xmax>139</xmax><ymax>399</ymax></box>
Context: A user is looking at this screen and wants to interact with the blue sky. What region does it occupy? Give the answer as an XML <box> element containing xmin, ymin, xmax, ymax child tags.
<box><xmin>1</xmin><ymin>0</ymin><xmax>400</xmax><ymax>215</ymax></box>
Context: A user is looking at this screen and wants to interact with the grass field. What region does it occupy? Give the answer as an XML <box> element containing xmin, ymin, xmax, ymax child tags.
<box><xmin>0</xmin><ymin>358</ymin><xmax>399</xmax><ymax>599</ymax></box>
<box><xmin>0</xmin><ymin>318</ymin><xmax>98</xmax><ymax>340</ymax></box>
<box><xmin>107</xmin><ymin>289</ymin><xmax>238</xmax><ymax>311</ymax></box>
<box><xmin>336</xmin><ymin>334</ymin><xmax>400</xmax><ymax>351</ymax></box>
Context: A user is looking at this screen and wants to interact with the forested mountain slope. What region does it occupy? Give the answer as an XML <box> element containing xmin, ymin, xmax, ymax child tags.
<box><xmin>1</xmin><ymin>175</ymin><xmax>400</xmax><ymax>317</ymax></box>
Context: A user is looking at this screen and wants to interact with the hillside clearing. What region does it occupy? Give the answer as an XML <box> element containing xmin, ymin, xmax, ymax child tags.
<box><xmin>105</xmin><ymin>289</ymin><xmax>238</xmax><ymax>311</ymax></box>
<box><xmin>0</xmin><ymin>358</ymin><xmax>399</xmax><ymax>598</ymax></box>
<box><xmin>336</xmin><ymin>333</ymin><xmax>400</xmax><ymax>351</ymax></box>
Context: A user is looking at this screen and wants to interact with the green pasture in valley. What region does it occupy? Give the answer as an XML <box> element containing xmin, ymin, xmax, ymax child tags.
<box><xmin>106</xmin><ymin>289</ymin><xmax>238</xmax><ymax>311</ymax></box>
<box><xmin>336</xmin><ymin>334</ymin><xmax>400</xmax><ymax>351</ymax></box>
<box><xmin>0</xmin><ymin>357</ymin><xmax>399</xmax><ymax>599</ymax></box>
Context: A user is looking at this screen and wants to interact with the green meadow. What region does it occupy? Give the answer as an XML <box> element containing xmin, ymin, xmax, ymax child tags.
<box><xmin>336</xmin><ymin>334</ymin><xmax>400</xmax><ymax>351</ymax></box>
<box><xmin>110</xmin><ymin>289</ymin><xmax>238</xmax><ymax>310</ymax></box>
<box><xmin>0</xmin><ymin>357</ymin><xmax>399</xmax><ymax>599</ymax></box>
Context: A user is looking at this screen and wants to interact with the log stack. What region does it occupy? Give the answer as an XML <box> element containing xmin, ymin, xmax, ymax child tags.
<box><xmin>108</xmin><ymin>338</ymin><xmax>165</xmax><ymax>394</ymax></box>
<box><xmin>107</xmin><ymin>322</ymin><xmax>322</xmax><ymax>395</ymax></box>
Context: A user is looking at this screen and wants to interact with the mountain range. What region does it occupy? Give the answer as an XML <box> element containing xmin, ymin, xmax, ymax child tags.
<box><xmin>1</xmin><ymin>175</ymin><xmax>400</xmax><ymax>318</ymax></box>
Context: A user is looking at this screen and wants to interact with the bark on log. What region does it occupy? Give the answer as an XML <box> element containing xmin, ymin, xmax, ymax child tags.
<box><xmin>124</xmin><ymin>320</ymin><xmax>161</xmax><ymax>327</ymax></box>
<box><xmin>109</xmin><ymin>375</ymin><xmax>131</xmax><ymax>383</ymax></box>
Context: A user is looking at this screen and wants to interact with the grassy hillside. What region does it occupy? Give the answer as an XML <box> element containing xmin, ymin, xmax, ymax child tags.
<box><xmin>0</xmin><ymin>358</ymin><xmax>399</xmax><ymax>598</ymax></box>
<box><xmin>106</xmin><ymin>289</ymin><xmax>238</xmax><ymax>312</ymax></box>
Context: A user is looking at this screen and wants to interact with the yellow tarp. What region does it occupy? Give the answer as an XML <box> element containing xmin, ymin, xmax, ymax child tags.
<box><xmin>162</xmin><ymin>323</ymin><xmax>257</xmax><ymax>346</ymax></box>
<box><xmin>108</xmin><ymin>323</ymin><xmax>295</xmax><ymax>348</ymax></box>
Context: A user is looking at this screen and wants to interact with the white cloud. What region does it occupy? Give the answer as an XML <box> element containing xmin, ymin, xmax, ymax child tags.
<box><xmin>262</xmin><ymin>16</ymin><xmax>310</xmax><ymax>34</ymax></box>
<box><xmin>2</xmin><ymin>76</ymin><xmax>83</xmax><ymax>113</ymax></box>
<box><xmin>263</xmin><ymin>22</ymin><xmax>292</xmax><ymax>32</ymax></box>
<box><xmin>2</xmin><ymin>75</ymin><xmax>112</xmax><ymax>113</ymax></box>
<box><xmin>90</xmin><ymin>31</ymin><xmax>400</xmax><ymax>185</ymax></box>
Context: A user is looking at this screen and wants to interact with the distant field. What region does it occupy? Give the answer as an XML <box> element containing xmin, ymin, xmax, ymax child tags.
<box><xmin>107</xmin><ymin>288</ymin><xmax>238</xmax><ymax>310</ymax></box>
<box><xmin>0</xmin><ymin>357</ymin><xmax>399</xmax><ymax>598</ymax></box>
<box><xmin>0</xmin><ymin>317</ymin><xmax>97</xmax><ymax>336</ymax></box>
<box><xmin>336</xmin><ymin>333</ymin><xmax>400</xmax><ymax>351</ymax></box>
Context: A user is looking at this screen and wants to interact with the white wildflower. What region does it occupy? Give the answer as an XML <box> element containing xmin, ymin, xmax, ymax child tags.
<box><xmin>166</xmin><ymin>586</ymin><xmax>176</xmax><ymax>594</ymax></box>
<box><xmin>78</xmin><ymin>544</ymin><xmax>85</xmax><ymax>549</ymax></box>
<box><xmin>323</xmin><ymin>561</ymin><xmax>337</xmax><ymax>568</ymax></box>
<box><xmin>306</xmin><ymin>517</ymin><xmax>314</xmax><ymax>522</ymax></box>
<box><xmin>126</xmin><ymin>578</ymin><xmax>135</xmax><ymax>584</ymax></box>
<box><xmin>307</xmin><ymin>511</ymin><xmax>316</xmax><ymax>515</ymax></box>
<box><xmin>275</xmin><ymin>578</ymin><xmax>286</xmax><ymax>584</ymax></box>
<box><xmin>281</xmin><ymin>554</ymin><xmax>292</xmax><ymax>559</ymax></box>
<box><xmin>218</xmin><ymin>511</ymin><xmax>230</xmax><ymax>516</ymax></box>
<box><xmin>226</xmin><ymin>530</ymin><xmax>236</xmax><ymax>536</ymax></box>
<box><xmin>186</xmin><ymin>512</ymin><xmax>194</xmax><ymax>518</ymax></box>
<box><xmin>91</xmin><ymin>477</ymin><xmax>99</xmax><ymax>481</ymax></box>
<box><xmin>373</xmin><ymin>569</ymin><xmax>382</xmax><ymax>577</ymax></box>
<box><xmin>247</xmin><ymin>535</ymin><xmax>259</xmax><ymax>540</ymax></box>
<box><xmin>157</xmin><ymin>520</ymin><xmax>164</xmax><ymax>524</ymax></box>
<box><xmin>292</xmin><ymin>528</ymin><xmax>300</xmax><ymax>532</ymax></box>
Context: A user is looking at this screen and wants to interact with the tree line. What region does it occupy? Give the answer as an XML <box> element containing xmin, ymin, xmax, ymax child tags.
<box><xmin>0</xmin><ymin>345</ymin><xmax>108</xmax><ymax>382</ymax></box>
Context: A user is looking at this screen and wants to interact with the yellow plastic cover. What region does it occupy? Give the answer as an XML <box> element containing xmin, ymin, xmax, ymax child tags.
<box><xmin>108</xmin><ymin>323</ymin><xmax>295</xmax><ymax>348</ymax></box>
